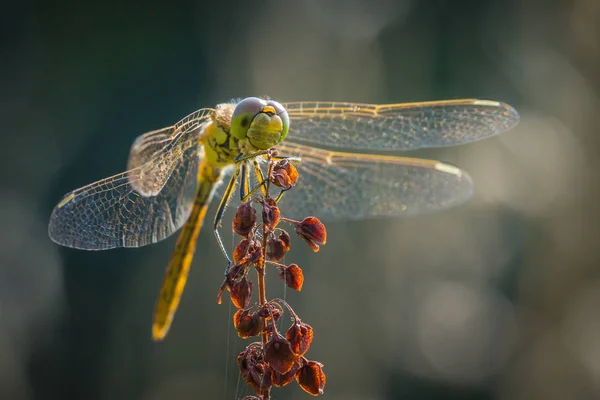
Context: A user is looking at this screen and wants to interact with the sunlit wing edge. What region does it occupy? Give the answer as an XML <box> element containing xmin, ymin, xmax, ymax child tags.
<box><xmin>283</xmin><ymin>98</ymin><xmax>520</xmax><ymax>151</ymax></box>
<box><xmin>276</xmin><ymin>142</ymin><xmax>475</xmax><ymax>221</ymax></box>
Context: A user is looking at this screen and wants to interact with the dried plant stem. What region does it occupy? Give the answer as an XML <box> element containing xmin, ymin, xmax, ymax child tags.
<box><xmin>258</xmin><ymin>162</ymin><xmax>275</xmax><ymax>400</ymax></box>
<box><xmin>256</xmin><ymin>228</ymin><xmax>271</xmax><ymax>400</ymax></box>
<box><xmin>228</xmin><ymin>152</ymin><xmax>326</xmax><ymax>398</ymax></box>
<box><xmin>258</xmin><ymin>160</ymin><xmax>274</xmax><ymax>346</ymax></box>
<box><xmin>257</xmin><ymin>247</ymin><xmax>268</xmax><ymax>345</ymax></box>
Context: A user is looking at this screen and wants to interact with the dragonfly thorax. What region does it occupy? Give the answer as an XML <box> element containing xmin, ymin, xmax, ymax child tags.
<box><xmin>200</xmin><ymin>118</ymin><xmax>241</xmax><ymax>166</ymax></box>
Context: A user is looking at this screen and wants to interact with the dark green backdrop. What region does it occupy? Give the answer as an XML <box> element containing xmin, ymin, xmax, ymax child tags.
<box><xmin>2</xmin><ymin>0</ymin><xmax>599</xmax><ymax>399</ymax></box>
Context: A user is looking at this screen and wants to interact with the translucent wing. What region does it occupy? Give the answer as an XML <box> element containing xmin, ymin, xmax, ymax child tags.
<box><xmin>283</xmin><ymin>99</ymin><xmax>519</xmax><ymax>151</ymax></box>
<box><xmin>276</xmin><ymin>142</ymin><xmax>473</xmax><ymax>221</ymax></box>
<box><xmin>48</xmin><ymin>109</ymin><xmax>213</xmax><ymax>250</ymax></box>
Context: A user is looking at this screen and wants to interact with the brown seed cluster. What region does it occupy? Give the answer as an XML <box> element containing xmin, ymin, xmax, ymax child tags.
<box><xmin>235</xmin><ymin>299</ymin><xmax>326</xmax><ymax>397</ymax></box>
<box><xmin>217</xmin><ymin>150</ymin><xmax>327</xmax><ymax>399</ymax></box>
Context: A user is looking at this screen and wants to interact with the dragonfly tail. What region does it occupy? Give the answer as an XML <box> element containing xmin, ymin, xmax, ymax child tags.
<box><xmin>152</xmin><ymin>175</ymin><xmax>216</xmax><ymax>341</ymax></box>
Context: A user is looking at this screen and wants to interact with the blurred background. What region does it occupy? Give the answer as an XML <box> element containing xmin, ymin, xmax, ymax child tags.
<box><xmin>2</xmin><ymin>0</ymin><xmax>600</xmax><ymax>399</ymax></box>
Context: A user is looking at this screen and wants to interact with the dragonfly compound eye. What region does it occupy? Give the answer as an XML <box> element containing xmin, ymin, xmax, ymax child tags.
<box><xmin>266</xmin><ymin>100</ymin><xmax>289</xmax><ymax>142</ymax></box>
<box><xmin>233</xmin><ymin>98</ymin><xmax>290</xmax><ymax>150</ymax></box>
<box><xmin>231</xmin><ymin>97</ymin><xmax>267</xmax><ymax>141</ymax></box>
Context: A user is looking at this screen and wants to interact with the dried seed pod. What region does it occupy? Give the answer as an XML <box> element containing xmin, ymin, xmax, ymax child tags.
<box><xmin>251</xmin><ymin>361</ymin><xmax>272</xmax><ymax>392</ymax></box>
<box><xmin>294</xmin><ymin>217</ymin><xmax>327</xmax><ymax>252</ymax></box>
<box><xmin>296</xmin><ymin>360</ymin><xmax>326</xmax><ymax>396</ymax></box>
<box><xmin>233</xmin><ymin>309</ymin><xmax>263</xmax><ymax>338</ymax></box>
<box><xmin>245</xmin><ymin>240</ymin><xmax>263</xmax><ymax>264</ymax></box>
<box><xmin>233</xmin><ymin>238</ymin><xmax>251</xmax><ymax>264</ymax></box>
<box><xmin>257</xmin><ymin>302</ymin><xmax>283</xmax><ymax>323</ymax></box>
<box><xmin>230</xmin><ymin>277</ymin><xmax>253</xmax><ymax>309</ymax></box>
<box><xmin>278</xmin><ymin>263</ymin><xmax>304</xmax><ymax>291</ymax></box>
<box><xmin>267</xmin><ymin>231</ymin><xmax>291</xmax><ymax>262</ymax></box>
<box><xmin>264</xmin><ymin>334</ymin><xmax>297</xmax><ymax>374</ymax></box>
<box><xmin>216</xmin><ymin>276</ymin><xmax>233</xmax><ymax>305</ymax></box>
<box><xmin>261</xmin><ymin>198</ymin><xmax>281</xmax><ymax>230</ymax></box>
<box><xmin>271</xmin><ymin>361</ymin><xmax>301</xmax><ymax>387</ymax></box>
<box><xmin>238</xmin><ymin>344</ymin><xmax>272</xmax><ymax>393</ymax></box>
<box><xmin>270</xmin><ymin>159</ymin><xmax>299</xmax><ymax>189</ymax></box>
<box><xmin>279</xmin><ymin>230</ymin><xmax>291</xmax><ymax>248</ymax></box>
<box><xmin>233</xmin><ymin>201</ymin><xmax>257</xmax><ymax>237</ymax></box>
<box><xmin>286</xmin><ymin>321</ymin><xmax>313</xmax><ymax>356</ymax></box>
<box><xmin>237</xmin><ymin>346</ymin><xmax>253</xmax><ymax>379</ymax></box>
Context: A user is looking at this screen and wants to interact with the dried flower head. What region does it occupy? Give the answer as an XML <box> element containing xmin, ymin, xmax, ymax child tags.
<box><xmin>264</xmin><ymin>334</ymin><xmax>297</xmax><ymax>375</ymax></box>
<box><xmin>294</xmin><ymin>217</ymin><xmax>327</xmax><ymax>252</ymax></box>
<box><xmin>242</xmin><ymin>240</ymin><xmax>263</xmax><ymax>265</ymax></box>
<box><xmin>218</xmin><ymin>274</ymin><xmax>253</xmax><ymax>307</ymax></box>
<box><xmin>286</xmin><ymin>320</ymin><xmax>313</xmax><ymax>356</ymax></box>
<box><xmin>234</xmin><ymin>309</ymin><xmax>263</xmax><ymax>339</ymax></box>
<box><xmin>266</xmin><ymin>231</ymin><xmax>291</xmax><ymax>262</ymax></box>
<box><xmin>271</xmin><ymin>361</ymin><xmax>301</xmax><ymax>387</ymax></box>
<box><xmin>277</xmin><ymin>263</ymin><xmax>304</xmax><ymax>291</ymax></box>
<box><xmin>296</xmin><ymin>360</ymin><xmax>326</xmax><ymax>396</ymax></box>
<box><xmin>257</xmin><ymin>302</ymin><xmax>283</xmax><ymax>324</ymax></box>
<box><xmin>233</xmin><ymin>201</ymin><xmax>257</xmax><ymax>237</ymax></box>
<box><xmin>261</xmin><ymin>198</ymin><xmax>280</xmax><ymax>230</ymax></box>
<box><xmin>238</xmin><ymin>344</ymin><xmax>273</xmax><ymax>394</ymax></box>
<box><xmin>270</xmin><ymin>159</ymin><xmax>299</xmax><ymax>190</ymax></box>
<box><xmin>233</xmin><ymin>238</ymin><xmax>251</xmax><ymax>264</ymax></box>
<box><xmin>230</xmin><ymin>276</ymin><xmax>253</xmax><ymax>309</ymax></box>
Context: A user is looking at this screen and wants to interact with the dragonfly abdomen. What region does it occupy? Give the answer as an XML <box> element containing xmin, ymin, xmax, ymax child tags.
<box><xmin>152</xmin><ymin>158</ymin><xmax>223</xmax><ymax>340</ymax></box>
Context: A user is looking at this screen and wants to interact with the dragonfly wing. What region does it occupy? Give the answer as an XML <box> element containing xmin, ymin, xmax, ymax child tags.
<box><xmin>48</xmin><ymin>109</ymin><xmax>213</xmax><ymax>250</ymax></box>
<box><xmin>276</xmin><ymin>142</ymin><xmax>473</xmax><ymax>221</ymax></box>
<box><xmin>127</xmin><ymin>109</ymin><xmax>212</xmax><ymax>196</ymax></box>
<box><xmin>283</xmin><ymin>99</ymin><xmax>519</xmax><ymax>151</ymax></box>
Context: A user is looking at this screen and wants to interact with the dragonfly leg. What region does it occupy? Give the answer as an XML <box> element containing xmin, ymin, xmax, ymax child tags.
<box><xmin>235</xmin><ymin>159</ymin><xmax>268</xmax><ymax>203</ymax></box>
<box><xmin>274</xmin><ymin>188</ymin><xmax>288</xmax><ymax>203</ymax></box>
<box><xmin>273</xmin><ymin>155</ymin><xmax>301</xmax><ymax>163</ymax></box>
<box><xmin>234</xmin><ymin>149</ymin><xmax>269</xmax><ymax>163</ymax></box>
<box><xmin>213</xmin><ymin>163</ymin><xmax>241</xmax><ymax>272</ymax></box>
<box><xmin>240</xmin><ymin>181</ymin><xmax>268</xmax><ymax>203</ymax></box>
<box><xmin>238</xmin><ymin>156</ymin><xmax>280</xmax><ymax>202</ymax></box>
<box><xmin>239</xmin><ymin>162</ymin><xmax>250</xmax><ymax>201</ymax></box>
<box><xmin>234</xmin><ymin>150</ymin><xmax>275</xmax><ymax>200</ymax></box>
<box><xmin>239</xmin><ymin>160</ymin><xmax>271</xmax><ymax>201</ymax></box>
<box><xmin>234</xmin><ymin>149</ymin><xmax>300</xmax><ymax>164</ymax></box>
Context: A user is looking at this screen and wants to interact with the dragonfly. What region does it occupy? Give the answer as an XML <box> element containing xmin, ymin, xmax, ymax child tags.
<box><xmin>48</xmin><ymin>96</ymin><xmax>519</xmax><ymax>341</ymax></box>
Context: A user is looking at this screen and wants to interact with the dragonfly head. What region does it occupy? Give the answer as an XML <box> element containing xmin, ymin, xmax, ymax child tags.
<box><xmin>230</xmin><ymin>97</ymin><xmax>289</xmax><ymax>150</ymax></box>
